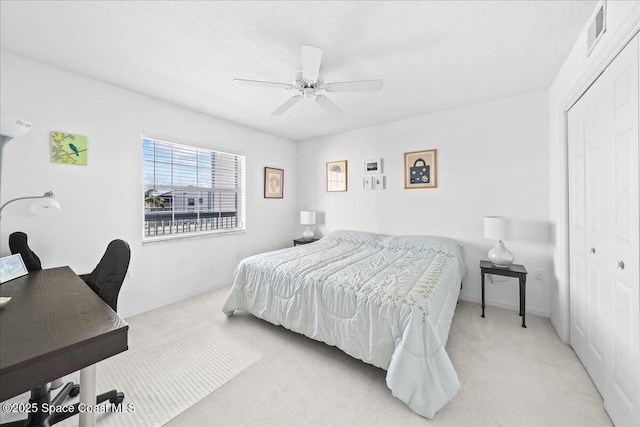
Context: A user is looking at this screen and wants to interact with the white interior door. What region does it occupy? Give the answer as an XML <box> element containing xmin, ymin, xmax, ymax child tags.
<box><xmin>568</xmin><ymin>34</ymin><xmax>639</xmax><ymax>427</ymax></box>
<box><xmin>583</xmin><ymin>55</ymin><xmax>610</xmax><ymax>396</ymax></box>
<box><xmin>605</xmin><ymin>34</ymin><xmax>639</xmax><ymax>427</ymax></box>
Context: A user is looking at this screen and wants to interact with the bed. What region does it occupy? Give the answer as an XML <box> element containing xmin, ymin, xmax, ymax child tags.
<box><xmin>222</xmin><ymin>230</ymin><xmax>465</xmax><ymax>418</ymax></box>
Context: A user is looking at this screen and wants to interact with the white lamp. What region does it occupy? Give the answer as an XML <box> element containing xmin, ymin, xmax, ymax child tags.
<box><xmin>0</xmin><ymin>191</ymin><xmax>61</xmax><ymax>220</ymax></box>
<box><xmin>1</xmin><ymin>117</ymin><xmax>33</xmax><ymax>184</ymax></box>
<box><xmin>0</xmin><ymin>117</ymin><xmax>61</xmax><ymax>221</ymax></box>
<box><xmin>484</xmin><ymin>216</ymin><xmax>514</xmax><ymax>268</ymax></box>
<box><xmin>300</xmin><ymin>210</ymin><xmax>316</xmax><ymax>240</ymax></box>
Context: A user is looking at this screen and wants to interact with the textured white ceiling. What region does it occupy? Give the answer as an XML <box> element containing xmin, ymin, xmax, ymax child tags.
<box><xmin>0</xmin><ymin>1</ymin><xmax>597</xmax><ymax>141</ymax></box>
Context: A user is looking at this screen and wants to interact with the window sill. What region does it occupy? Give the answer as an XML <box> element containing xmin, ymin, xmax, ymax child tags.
<box><xmin>142</xmin><ymin>228</ymin><xmax>246</xmax><ymax>245</ymax></box>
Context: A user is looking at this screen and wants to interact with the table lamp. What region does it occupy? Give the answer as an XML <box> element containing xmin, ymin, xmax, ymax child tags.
<box><xmin>484</xmin><ymin>216</ymin><xmax>514</xmax><ymax>268</ymax></box>
<box><xmin>300</xmin><ymin>210</ymin><xmax>316</xmax><ymax>240</ymax></box>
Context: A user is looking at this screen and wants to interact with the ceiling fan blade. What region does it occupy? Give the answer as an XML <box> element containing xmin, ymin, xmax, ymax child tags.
<box><xmin>233</xmin><ymin>79</ymin><xmax>294</xmax><ymax>90</ymax></box>
<box><xmin>301</xmin><ymin>45</ymin><xmax>322</xmax><ymax>83</ymax></box>
<box><xmin>271</xmin><ymin>95</ymin><xmax>303</xmax><ymax>116</ymax></box>
<box><xmin>315</xmin><ymin>95</ymin><xmax>344</xmax><ymax>116</ymax></box>
<box><xmin>323</xmin><ymin>79</ymin><xmax>384</xmax><ymax>92</ymax></box>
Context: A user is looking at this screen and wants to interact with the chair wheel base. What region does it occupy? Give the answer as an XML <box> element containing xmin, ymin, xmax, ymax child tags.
<box><xmin>110</xmin><ymin>392</ymin><xmax>125</xmax><ymax>406</ymax></box>
<box><xmin>69</xmin><ymin>384</ymin><xmax>80</xmax><ymax>397</ymax></box>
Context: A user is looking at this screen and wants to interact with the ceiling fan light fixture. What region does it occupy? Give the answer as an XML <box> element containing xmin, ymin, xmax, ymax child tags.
<box><xmin>234</xmin><ymin>45</ymin><xmax>383</xmax><ymax>116</ymax></box>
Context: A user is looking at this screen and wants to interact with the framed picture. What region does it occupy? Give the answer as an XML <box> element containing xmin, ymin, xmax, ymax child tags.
<box><xmin>264</xmin><ymin>167</ymin><xmax>284</xmax><ymax>198</ymax></box>
<box><xmin>363</xmin><ymin>176</ymin><xmax>373</xmax><ymax>190</ymax></box>
<box><xmin>50</xmin><ymin>131</ymin><xmax>88</xmax><ymax>165</ymax></box>
<box><xmin>373</xmin><ymin>175</ymin><xmax>385</xmax><ymax>190</ymax></box>
<box><xmin>404</xmin><ymin>149</ymin><xmax>437</xmax><ymax>189</ymax></box>
<box><xmin>364</xmin><ymin>158</ymin><xmax>382</xmax><ymax>174</ymax></box>
<box><xmin>326</xmin><ymin>160</ymin><xmax>348</xmax><ymax>192</ymax></box>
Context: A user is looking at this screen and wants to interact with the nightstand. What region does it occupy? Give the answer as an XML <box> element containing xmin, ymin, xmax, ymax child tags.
<box><xmin>480</xmin><ymin>260</ymin><xmax>528</xmax><ymax>328</ymax></box>
<box><xmin>293</xmin><ymin>238</ymin><xmax>319</xmax><ymax>246</ymax></box>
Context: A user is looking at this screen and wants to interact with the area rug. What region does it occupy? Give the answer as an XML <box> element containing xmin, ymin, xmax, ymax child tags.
<box><xmin>59</xmin><ymin>321</ymin><xmax>262</xmax><ymax>427</ymax></box>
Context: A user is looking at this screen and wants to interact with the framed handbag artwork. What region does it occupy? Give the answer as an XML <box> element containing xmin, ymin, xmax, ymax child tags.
<box><xmin>404</xmin><ymin>149</ymin><xmax>437</xmax><ymax>189</ymax></box>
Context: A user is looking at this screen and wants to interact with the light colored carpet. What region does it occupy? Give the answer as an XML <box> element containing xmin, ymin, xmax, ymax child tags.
<box><xmin>1</xmin><ymin>287</ymin><xmax>614</xmax><ymax>426</ymax></box>
<box><xmin>83</xmin><ymin>321</ymin><xmax>262</xmax><ymax>427</ymax></box>
<box><xmin>158</xmin><ymin>288</ymin><xmax>613</xmax><ymax>426</ymax></box>
<box><xmin>0</xmin><ymin>321</ymin><xmax>261</xmax><ymax>427</ymax></box>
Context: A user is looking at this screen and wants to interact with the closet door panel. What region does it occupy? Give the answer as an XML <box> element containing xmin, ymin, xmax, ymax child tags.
<box><xmin>607</xmin><ymin>35</ymin><xmax>639</xmax><ymax>427</ymax></box>
<box><xmin>568</xmin><ymin>100</ymin><xmax>587</xmax><ymax>363</ymax></box>
<box><xmin>584</xmin><ymin>91</ymin><xmax>609</xmax><ymax>394</ymax></box>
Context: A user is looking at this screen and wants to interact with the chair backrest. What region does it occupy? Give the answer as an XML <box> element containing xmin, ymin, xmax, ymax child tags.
<box><xmin>85</xmin><ymin>239</ymin><xmax>130</xmax><ymax>312</ymax></box>
<box><xmin>8</xmin><ymin>231</ymin><xmax>42</xmax><ymax>272</ymax></box>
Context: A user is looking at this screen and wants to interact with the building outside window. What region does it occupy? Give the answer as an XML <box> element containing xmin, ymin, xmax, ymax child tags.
<box><xmin>142</xmin><ymin>134</ymin><xmax>246</xmax><ymax>240</ymax></box>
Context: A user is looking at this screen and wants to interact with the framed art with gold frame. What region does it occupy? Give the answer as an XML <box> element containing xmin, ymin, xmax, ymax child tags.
<box><xmin>404</xmin><ymin>149</ymin><xmax>437</xmax><ymax>189</ymax></box>
<box><xmin>326</xmin><ymin>160</ymin><xmax>348</xmax><ymax>192</ymax></box>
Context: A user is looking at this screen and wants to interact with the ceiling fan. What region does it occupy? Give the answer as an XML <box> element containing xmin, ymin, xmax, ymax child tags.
<box><xmin>233</xmin><ymin>46</ymin><xmax>384</xmax><ymax>116</ymax></box>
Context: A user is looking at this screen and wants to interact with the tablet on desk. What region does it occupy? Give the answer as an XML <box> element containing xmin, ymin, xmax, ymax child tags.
<box><xmin>0</xmin><ymin>253</ymin><xmax>28</xmax><ymax>284</ymax></box>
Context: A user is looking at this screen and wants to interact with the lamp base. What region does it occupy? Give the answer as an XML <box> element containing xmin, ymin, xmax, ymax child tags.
<box><xmin>302</xmin><ymin>226</ymin><xmax>315</xmax><ymax>240</ymax></box>
<box><xmin>488</xmin><ymin>240</ymin><xmax>513</xmax><ymax>268</ymax></box>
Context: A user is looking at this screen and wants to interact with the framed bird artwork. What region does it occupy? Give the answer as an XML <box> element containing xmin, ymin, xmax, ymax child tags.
<box><xmin>50</xmin><ymin>132</ymin><xmax>88</xmax><ymax>165</ymax></box>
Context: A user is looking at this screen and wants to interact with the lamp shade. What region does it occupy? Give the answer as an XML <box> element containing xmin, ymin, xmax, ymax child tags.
<box><xmin>0</xmin><ymin>117</ymin><xmax>33</xmax><ymax>140</ymax></box>
<box><xmin>29</xmin><ymin>196</ymin><xmax>61</xmax><ymax>216</ymax></box>
<box><xmin>300</xmin><ymin>211</ymin><xmax>316</xmax><ymax>225</ymax></box>
<box><xmin>484</xmin><ymin>216</ymin><xmax>514</xmax><ymax>241</ymax></box>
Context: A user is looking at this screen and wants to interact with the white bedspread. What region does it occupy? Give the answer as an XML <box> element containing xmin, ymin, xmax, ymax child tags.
<box><xmin>222</xmin><ymin>230</ymin><xmax>465</xmax><ymax>418</ymax></box>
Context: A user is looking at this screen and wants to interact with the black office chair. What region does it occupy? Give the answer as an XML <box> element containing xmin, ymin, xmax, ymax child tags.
<box><xmin>79</xmin><ymin>239</ymin><xmax>131</xmax><ymax>313</ymax></box>
<box><xmin>51</xmin><ymin>239</ymin><xmax>131</xmax><ymax>424</ymax></box>
<box><xmin>3</xmin><ymin>239</ymin><xmax>131</xmax><ymax>426</ymax></box>
<box><xmin>8</xmin><ymin>231</ymin><xmax>42</xmax><ymax>272</ymax></box>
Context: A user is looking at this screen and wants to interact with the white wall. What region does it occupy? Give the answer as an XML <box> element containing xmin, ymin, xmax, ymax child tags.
<box><xmin>297</xmin><ymin>91</ymin><xmax>552</xmax><ymax>317</ymax></box>
<box><xmin>0</xmin><ymin>51</ymin><xmax>298</xmax><ymax>317</ymax></box>
<box><xmin>548</xmin><ymin>1</ymin><xmax>639</xmax><ymax>341</ymax></box>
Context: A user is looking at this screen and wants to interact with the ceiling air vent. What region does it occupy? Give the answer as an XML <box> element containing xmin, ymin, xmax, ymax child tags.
<box><xmin>587</xmin><ymin>2</ymin><xmax>606</xmax><ymax>56</ymax></box>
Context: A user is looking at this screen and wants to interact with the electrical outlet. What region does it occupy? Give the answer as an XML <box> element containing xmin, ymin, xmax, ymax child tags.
<box><xmin>535</xmin><ymin>269</ymin><xmax>544</xmax><ymax>281</ymax></box>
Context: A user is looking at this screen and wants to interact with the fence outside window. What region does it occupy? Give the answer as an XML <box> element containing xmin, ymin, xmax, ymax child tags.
<box><xmin>143</xmin><ymin>135</ymin><xmax>245</xmax><ymax>240</ymax></box>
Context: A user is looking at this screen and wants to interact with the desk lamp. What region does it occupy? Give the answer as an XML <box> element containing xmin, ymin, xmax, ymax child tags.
<box><xmin>484</xmin><ymin>216</ymin><xmax>514</xmax><ymax>268</ymax></box>
<box><xmin>0</xmin><ymin>117</ymin><xmax>61</xmax><ymax>219</ymax></box>
<box><xmin>300</xmin><ymin>210</ymin><xmax>316</xmax><ymax>240</ymax></box>
<box><xmin>0</xmin><ymin>191</ymin><xmax>61</xmax><ymax>220</ymax></box>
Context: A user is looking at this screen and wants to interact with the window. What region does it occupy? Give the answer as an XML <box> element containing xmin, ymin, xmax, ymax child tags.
<box><xmin>143</xmin><ymin>135</ymin><xmax>245</xmax><ymax>240</ymax></box>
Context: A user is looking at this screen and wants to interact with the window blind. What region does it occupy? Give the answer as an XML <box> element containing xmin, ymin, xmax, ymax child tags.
<box><xmin>142</xmin><ymin>136</ymin><xmax>245</xmax><ymax>239</ymax></box>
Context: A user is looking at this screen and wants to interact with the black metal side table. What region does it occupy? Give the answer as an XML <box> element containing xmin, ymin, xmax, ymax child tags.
<box><xmin>480</xmin><ymin>260</ymin><xmax>528</xmax><ymax>328</ymax></box>
<box><xmin>293</xmin><ymin>238</ymin><xmax>319</xmax><ymax>246</ymax></box>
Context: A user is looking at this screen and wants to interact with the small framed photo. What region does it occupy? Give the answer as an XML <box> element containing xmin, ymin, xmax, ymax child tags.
<box><xmin>404</xmin><ymin>149</ymin><xmax>437</xmax><ymax>189</ymax></box>
<box><xmin>373</xmin><ymin>175</ymin><xmax>385</xmax><ymax>190</ymax></box>
<box><xmin>326</xmin><ymin>160</ymin><xmax>348</xmax><ymax>192</ymax></box>
<box><xmin>363</xmin><ymin>176</ymin><xmax>373</xmax><ymax>190</ymax></box>
<box><xmin>364</xmin><ymin>158</ymin><xmax>382</xmax><ymax>174</ymax></box>
<box><xmin>264</xmin><ymin>167</ymin><xmax>284</xmax><ymax>198</ymax></box>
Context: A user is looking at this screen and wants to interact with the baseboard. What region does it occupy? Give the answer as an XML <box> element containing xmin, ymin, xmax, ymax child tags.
<box><xmin>121</xmin><ymin>286</ymin><xmax>224</xmax><ymax>318</ymax></box>
<box><xmin>458</xmin><ymin>295</ymin><xmax>550</xmax><ymax>318</ymax></box>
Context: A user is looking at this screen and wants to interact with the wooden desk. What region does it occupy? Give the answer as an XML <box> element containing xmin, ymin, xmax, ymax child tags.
<box><xmin>0</xmin><ymin>266</ymin><xmax>128</xmax><ymax>426</ymax></box>
<box><xmin>480</xmin><ymin>260</ymin><xmax>528</xmax><ymax>328</ymax></box>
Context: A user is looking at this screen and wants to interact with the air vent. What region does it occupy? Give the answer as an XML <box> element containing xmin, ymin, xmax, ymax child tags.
<box><xmin>587</xmin><ymin>2</ymin><xmax>606</xmax><ymax>55</ymax></box>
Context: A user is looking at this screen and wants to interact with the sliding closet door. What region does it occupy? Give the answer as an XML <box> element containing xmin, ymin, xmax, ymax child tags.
<box><xmin>568</xmin><ymin>34</ymin><xmax>639</xmax><ymax>427</ymax></box>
